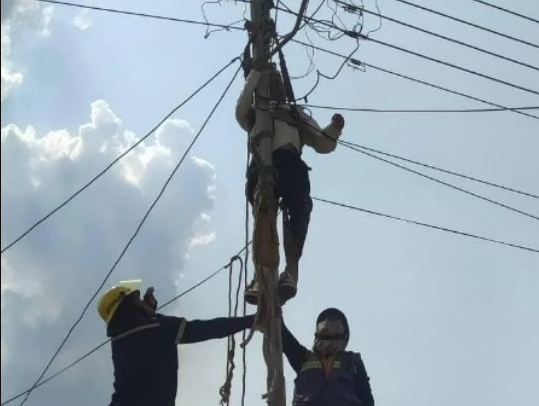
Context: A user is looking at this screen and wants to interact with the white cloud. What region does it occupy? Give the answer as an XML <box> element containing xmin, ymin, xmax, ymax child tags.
<box><xmin>73</xmin><ymin>9</ymin><xmax>93</xmax><ymax>31</ymax></box>
<box><xmin>0</xmin><ymin>100</ymin><xmax>217</xmax><ymax>405</ymax></box>
<box><xmin>1</xmin><ymin>26</ymin><xmax>23</xmax><ymax>101</ymax></box>
<box><xmin>2</xmin><ymin>0</ymin><xmax>53</xmax><ymax>30</ymax></box>
<box><xmin>188</xmin><ymin>232</ymin><xmax>217</xmax><ymax>248</ymax></box>
<box><xmin>189</xmin><ymin>212</ymin><xmax>217</xmax><ymax>248</ymax></box>
<box><xmin>1</xmin><ymin>0</ymin><xmax>53</xmax><ymax>101</ymax></box>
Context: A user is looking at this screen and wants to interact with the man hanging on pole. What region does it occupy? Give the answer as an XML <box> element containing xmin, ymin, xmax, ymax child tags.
<box><xmin>236</xmin><ymin>59</ymin><xmax>345</xmax><ymax>305</ymax></box>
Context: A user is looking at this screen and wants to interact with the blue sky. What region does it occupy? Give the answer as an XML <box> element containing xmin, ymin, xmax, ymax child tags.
<box><xmin>1</xmin><ymin>1</ymin><xmax>538</xmax><ymax>405</ymax></box>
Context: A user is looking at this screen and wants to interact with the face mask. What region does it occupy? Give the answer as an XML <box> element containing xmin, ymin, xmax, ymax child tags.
<box><xmin>313</xmin><ymin>319</ymin><xmax>347</xmax><ymax>357</ymax></box>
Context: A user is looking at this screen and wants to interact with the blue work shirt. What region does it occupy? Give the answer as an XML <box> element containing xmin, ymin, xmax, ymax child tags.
<box><xmin>109</xmin><ymin>314</ymin><xmax>253</xmax><ymax>406</ymax></box>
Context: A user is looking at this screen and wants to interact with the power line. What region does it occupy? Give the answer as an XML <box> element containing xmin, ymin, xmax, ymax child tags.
<box><xmin>157</xmin><ymin>244</ymin><xmax>250</xmax><ymax>310</ymax></box>
<box><xmin>336</xmin><ymin>140</ymin><xmax>539</xmax><ymax>200</ymax></box>
<box><xmin>1</xmin><ymin>243</ymin><xmax>251</xmax><ymax>406</ymax></box>
<box><xmin>388</xmin><ymin>0</ymin><xmax>539</xmax><ymax>49</ymax></box>
<box><xmin>280</xmin><ymin>6</ymin><xmax>539</xmax><ymax>96</ymax></box>
<box><xmin>35</xmin><ymin>0</ymin><xmax>244</xmax><ymax>31</ymax></box>
<box><xmin>470</xmin><ymin>0</ymin><xmax>539</xmax><ymax>25</ymax></box>
<box><xmin>304</xmin><ymin>103</ymin><xmax>539</xmax><ymax>114</ymax></box>
<box><xmin>313</xmin><ymin>197</ymin><xmax>539</xmax><ymax>254</ymax></box>
<box><xmin>1</xmin><ymin>57</ymin><xmax>239</xmax><ymax>255</ymax></box>
<box><xmin>16</xmin><ymin>64</ymin><xmax>242</xmax><ymax>406</ymax></box>
<box><xmin>294</xmin><ymin>110</ymin><xmax>539</xmax><ymax>220</ymax></box>
<box><xmin>290</xmin><ymin>38</ymin><xmax>539</xmax><ymax>122</ymax></box>
<box><xmin>333</xmin><ymin>0</ymin><xmax>539</xmax><ymax>72</ymax></box>
<box><xmin>362</xmin><ymin>35</ymin><xmax>539</xmax><ymax>96</ymax></box>
<box><xmin>337</xmin><ymin>140</ymin><xmax>539</xmax><ymax>221</ymax></box>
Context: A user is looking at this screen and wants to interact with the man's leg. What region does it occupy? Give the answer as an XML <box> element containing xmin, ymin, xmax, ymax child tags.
<box><xmin>244</xmin><ymin>159</ymin><xmax>281</xmax><ymax>305</ymax></box>
<box><xmin>276</xmin><ymin>152</ymin><xmax>312</xmax><ymax>303</ymax></box>
<box><xmin>244</xmin><ymin>160</ymin><xmax>259</xmax><ymax>305</ymax></box>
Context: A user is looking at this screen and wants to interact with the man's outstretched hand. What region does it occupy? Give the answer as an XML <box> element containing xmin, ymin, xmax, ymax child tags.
<box><xmin>332</xmin><ymin>113</ymin><xmax>345</xmax><ymax>131</ymax></box>
<box><xmin>144</xmin><ymin>287</ymin><xmax>158</xmax><ymax>310</ymax></box>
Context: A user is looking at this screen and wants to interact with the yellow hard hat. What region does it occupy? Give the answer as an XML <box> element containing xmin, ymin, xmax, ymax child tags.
<box><xmin>97</xmin><ymin>280</ymin><xmax>142</xmax><ymax>323</ymax></box>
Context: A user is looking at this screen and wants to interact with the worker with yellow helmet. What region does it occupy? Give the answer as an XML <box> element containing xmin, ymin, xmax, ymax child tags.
<box><xmin>98</xmin><ymin>280</ymin><xmax>254</xmax><ymax>406</ymax></box>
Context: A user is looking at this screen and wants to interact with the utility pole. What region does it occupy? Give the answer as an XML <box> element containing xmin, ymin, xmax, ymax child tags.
<box><xmin>248</xmin><ymin>2</ymin><xmax>287</xmax><ymax>406</ymax></box>
<box><xmin>245</xmin><ymin>1</ymin><xmax>308</xmax><ymax>405</ymax></box>
<box><xmin>249</xmin><ymin>0</ymin><xmax>274</xmax><ymax>181</ymax></box>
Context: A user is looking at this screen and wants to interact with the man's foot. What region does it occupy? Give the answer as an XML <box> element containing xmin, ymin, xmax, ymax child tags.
<box><xmin>244</xmin><ymin>280</ymin><xmax>259</xmax><ymax>305</ymax></box>
<box><xmin>278</xmin><ymin>272</ymin><xmax>297</xmax><ymax>305</ymax></box>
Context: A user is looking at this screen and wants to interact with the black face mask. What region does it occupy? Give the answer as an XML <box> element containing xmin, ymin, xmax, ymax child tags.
<box><xmin>313</xmin><ymin>319</ymin><xmax>348</xmax><ymax>357</ymax></box>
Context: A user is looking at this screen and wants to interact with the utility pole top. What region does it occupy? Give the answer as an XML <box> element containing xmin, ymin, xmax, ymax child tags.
<box><xmin>250</xmin><ymin>0</ymin><xmax>274</xmax><ymax>62</ymax></box>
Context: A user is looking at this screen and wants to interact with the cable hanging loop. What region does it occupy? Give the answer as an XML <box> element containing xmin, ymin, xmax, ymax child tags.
<box><xmin>219</xmin><ymin>255</ymin><xmax>245</xmax><ymax>405</ymax></box>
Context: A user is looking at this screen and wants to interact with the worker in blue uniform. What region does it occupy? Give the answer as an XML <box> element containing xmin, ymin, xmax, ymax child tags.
<box><xmin>98</xmin><ymin>281</ymin><xmax>254</xmax><ymax>406</ymax></box>
<box><xmin>282</xmin><ymin>308</ymin><xmax>374</xmax><ymax>406</ymax></box>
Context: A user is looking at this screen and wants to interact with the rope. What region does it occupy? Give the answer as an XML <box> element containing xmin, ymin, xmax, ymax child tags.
<box><xmin>258</xmin><ymin>265</ymin><xmax>285</xmax><ymax>404</ymax></box>
<box><xmin>274</xmin><ymin>35</ymin><xmax>297</xmax><ymax>105</ymax></box>
<box><xmin>220</xmin><ymin>256</ymin><xmax>244</xmax><ymax>405</ymax></box>
<box><xmin>241</xmin><ymin>135</ymin><xmax>251</xmax><ymax>406</ymax></box>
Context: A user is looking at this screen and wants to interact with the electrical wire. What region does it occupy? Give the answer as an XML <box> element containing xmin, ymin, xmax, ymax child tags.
<box><xmin>313</xmin><ymin>197</ymin><xmax>539</xmax><ymax>254</ymax></box>
<box><xmin>293</xmin><ymin>110</ymin><xmax>539</xmax><ymax>220</ymax></box>
<box><xmin>303</xmin><ymin>103</ymin><xmax>539</xmax><ymax>114</ymax></box>
<box><xmin>336</xmin><ymin>139</ymin><xmax>539</xmax><ymax>199</ymax></box>
<box><xmin>388</xmin><ymin>0</ymin><xmax>539</xmax><ymax>49</ymax></box>
<box><xmin>333</xmin><ymin>0</ymin><xmax>539</xmax><ymax>72</ymax></box>
<box><xmin>35</xmin><ymin>0</ymin><xmax>245</xmax><ymax>31</ymax></box>
<box><xmin>337</xmin><ymin>141</ymin><xmax>539</xmax><ymax>221</ymax></box>
<box><xmin>470</xmin><ymin>0</ymin><xmax>539</xmax><ymax>25</ymax></box>
<box><xmin>279</xmin><ymin>6</ymin><xmax>539</xmax><ymax>96</ymax></box>
<box><xmin>202</xmin><ymin>0</ymin><xmax>245</xmax><ymax>38</ymax></box>
<box><xmin>290</xmin><ymin>38</ymin><xmax>539</xmax><ymax>121</ymax></box>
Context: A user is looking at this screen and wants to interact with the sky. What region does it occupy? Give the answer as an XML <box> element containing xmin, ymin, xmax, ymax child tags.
<box><xmin>1</xmin><ymin>0</ymin><xmax>538</xmax><ymax>405</ymax></box>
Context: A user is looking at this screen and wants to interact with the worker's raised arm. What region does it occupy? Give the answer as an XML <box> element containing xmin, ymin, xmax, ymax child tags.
<box><xmin>282</xmin><ymin>319</ymin><xmax>309</xmax><ymax>374</ymax></box>
<box><xmin>298</xmin><ymin>111</ymin><xmax>344</xmax><ymax>154</ymax></box>
<box><xmin>178</xmin><ymin>315</ymin><xmax>254</xmax><ymax>344</ymax></box>
<box><xmin>235</xmin><ymin>69</ymin><xmax>263</xmax><ymax>132</ymax></box>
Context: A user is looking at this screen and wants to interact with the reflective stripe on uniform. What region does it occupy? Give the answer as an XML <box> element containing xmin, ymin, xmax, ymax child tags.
<box><xmin>300</xmin><ymin>359</ymin><xmax>342</xmax><ymax>373</ymax></box>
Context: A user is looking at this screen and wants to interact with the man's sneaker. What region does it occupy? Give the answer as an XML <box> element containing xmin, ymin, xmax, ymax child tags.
<box><xmin>244</xmin><ymin>280</ymin><xmax>259</xmax><ymax>305</ymax></box>
<box><xmin>278</xmin><ymin>272</ymin><xmax>297</xmax><ymax>305</ymax></box>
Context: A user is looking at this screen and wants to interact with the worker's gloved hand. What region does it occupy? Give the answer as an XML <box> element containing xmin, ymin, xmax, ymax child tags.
<box><xmin>331</xmin><ymin>114</ymin><xmax>345</xmax><ymax>131</ymax></box>
<box><xmin>143</xmin><ymin>287</ymin><xmax>158</xmax><ymax>310</ymax></box>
